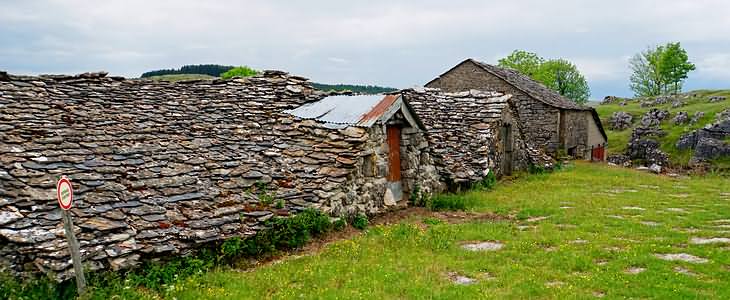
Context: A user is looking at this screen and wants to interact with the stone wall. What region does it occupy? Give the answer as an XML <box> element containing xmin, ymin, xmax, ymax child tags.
<box><xmin>401</xmin><ymin>88</ymin><xmax>539</xmax><ymax>183</ymax></box>
<box><xmin>0</xmin><ymin>71</ymin><xmax>439</xmax><ymax>280</ymax></box>
<box><xmin>425</xmin><ymin>60</ymin><xmax>562</xmax><ymax>155</ymax></box>
<box><xmin>561</xmin><ymin>110</ymin><xmax>589</xmax><ymax>158</ymax></box>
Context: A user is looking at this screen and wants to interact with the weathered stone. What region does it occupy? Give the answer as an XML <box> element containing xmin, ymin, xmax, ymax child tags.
<box><xmin>609</xmin><ymin>111</ymin><xmax>633</xmax><ymax>130</ymax></box>
<box><xmin>0</xmin><ymin>207</ymin><xmax>23</xmax><ymax>226</ymax></box>
<box><xmin>79</xmin><ymin>217</ymin><xmax>127</xmax><ymax>231</ymax></box>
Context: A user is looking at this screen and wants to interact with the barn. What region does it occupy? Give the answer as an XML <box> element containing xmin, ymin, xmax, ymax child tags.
<box><xmin>425</xmin><ymin>59</ymin><xmax>608</xmax><ymax>161</ymax></box>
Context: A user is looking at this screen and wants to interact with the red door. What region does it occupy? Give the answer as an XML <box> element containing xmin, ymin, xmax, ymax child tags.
<box><xmin>592</xmin><ymin>146</ymin><xmax>605</xmax><ymax>161</ymax></box>
<box><xmin>386</xmin><ymin>126</ymin><xmax>401</xmax><ymax>182</ymax></box>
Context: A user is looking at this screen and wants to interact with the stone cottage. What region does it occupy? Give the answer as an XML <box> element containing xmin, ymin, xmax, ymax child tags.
<box><xmin>425</xmin><ymin>59</ymin><xmax>608</xmax><ymax>161</ymax></box>
<box><xmin>0</xmin><ymin>71</ymin><xmax>439</xmax><ymax>279</ymax></box>
<box><xmin>401</xmin><ymin>88</ymin><xmax>554</xmax><ymax>183</ymax></box>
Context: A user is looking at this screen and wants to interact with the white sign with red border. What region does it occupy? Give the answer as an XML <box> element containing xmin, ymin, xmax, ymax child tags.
<box><xmin>57</xmin><ymin>176</ymin><xmax>74</xmax><ymax>210</ymax></box>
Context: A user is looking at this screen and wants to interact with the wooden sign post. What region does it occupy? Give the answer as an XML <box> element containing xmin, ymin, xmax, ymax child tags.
<box><xmin>57</xmin><ymin>176</ymin><xmax>86</xmax><ymax>295</ymax></box>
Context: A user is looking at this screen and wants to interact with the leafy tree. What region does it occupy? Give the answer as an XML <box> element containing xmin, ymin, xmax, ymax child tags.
<box><xmin>498</xmin><ymin>50</ymin><xmax>544</xmax><ymax>77</ymax></box>
<box><xmin>658</xmin><ymin>42</ymin><xmax>695</xmax><ymax>94</ymax></box>
<box><xmin>535</xmin><ymin>59</ymin><xmax>590</xmax><ymax>104</ymax></box>
<box><xmin>220</xmin><ymin>66</ymin><xmax>259</xmax><ymax>79</ymax></box>
<box><xmin>498</xmin><ymin>50</ymin><xmax>590</xmax><ymax>104</ymax></box>
<box><xmin>629</xmin><ymin>42</ymin><xmax>695</xmax><ymax>97</ymax></box>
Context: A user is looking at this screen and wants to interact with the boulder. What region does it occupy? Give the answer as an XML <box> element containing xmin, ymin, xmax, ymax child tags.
<box><xmin>609</xmin><ymin>111</ymin><xmax>633</xmax><ymax>130</ymax></box>
<box><xmin>672</xmin><ymin>111</ymin><xmax>689</xmax><ymax>125</ymax></box>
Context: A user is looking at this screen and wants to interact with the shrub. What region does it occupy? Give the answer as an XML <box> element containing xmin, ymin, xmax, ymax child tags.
<box><xmin>220</xmin><ymin>66</ymin><xmax>258</xmax><ymax>79</ymax></box>
<box><xmin>333</xmin><ymin>218</ymin><xmax>347</xmax><ymax>231</ymax></box>
<box><xmin>473</xmin><ymin>169</ymin><xmax>497</xmax><ymax>191</ymax></box>
<box><xmin>427</xmin><ymin>194</ymin><xmax>468</xmax><ymax>211</ymax></box>
<box><xmin>351</xmin><ymin>214</ymin><xmax>369</xmax><ymax>230</ymax></box>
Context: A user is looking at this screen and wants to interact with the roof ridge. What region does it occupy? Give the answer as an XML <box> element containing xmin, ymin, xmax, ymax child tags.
<box><xmin>469</xmin><ymin>59</ymin><xmax>590</xmax><ymax>111</ymax></box>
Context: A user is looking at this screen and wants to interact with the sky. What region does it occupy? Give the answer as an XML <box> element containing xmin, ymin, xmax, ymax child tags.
<box><xmin>1</xmin><ymin>0</ymin><xmax>730</xmax><ymax>99</ymax></box>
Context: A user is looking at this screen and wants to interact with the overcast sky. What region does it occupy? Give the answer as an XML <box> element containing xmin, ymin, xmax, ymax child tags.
<box><xmin>2</xmin><ymin>0</ymin><xmax>729</xmax><ymax>98</ymax></box>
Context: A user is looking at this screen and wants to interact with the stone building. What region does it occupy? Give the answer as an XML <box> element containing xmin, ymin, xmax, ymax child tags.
<box><xmin>0</xmin><ymin>71</ymin><xmax>439</xmax><ymax>279</ymax></box>
<box><xmin>425</xmin><ymin>59</ymin><xmax>608</xmax><ymax>161</ymax></box>
<box><xmin>402</xmin><ymin>88</ymin><xmax>554</xmax><ymax>182</ymax></box>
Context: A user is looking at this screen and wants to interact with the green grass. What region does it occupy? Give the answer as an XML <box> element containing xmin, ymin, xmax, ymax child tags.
<box><xmin>158</xmin><ymin>163</ymin><xmax>730</xmax><ymax>299</ymax></box>
<box><xmin>596</xmin><ymin>90</ymin><xmax>730</xmax><ymax>168</ymax></box>
<box><xmin>146</xmin><ymin>74</ymin><xmax>216</xmax><ymax>82</ymax></box>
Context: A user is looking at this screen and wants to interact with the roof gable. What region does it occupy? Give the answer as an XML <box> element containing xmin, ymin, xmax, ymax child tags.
<box><xmin>467</xmin><ymin>59</ymin><xmax>589</xmax><ymax>111</ymax></box>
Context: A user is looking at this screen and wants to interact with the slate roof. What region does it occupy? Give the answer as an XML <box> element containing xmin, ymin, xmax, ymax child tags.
<box><xmin>285</xmin><ymin>94</ymin><xmax>424</xmax><ymax>130</ymax></box>
<box><xmin>426</xmin><ymin>59</ymin><xmax>607</xmax><ymax>141</ymax></box>
<box><xmin>467</xmin><ymin>59</ymin><xmax>590</xmax><ymax>111</ymax></box>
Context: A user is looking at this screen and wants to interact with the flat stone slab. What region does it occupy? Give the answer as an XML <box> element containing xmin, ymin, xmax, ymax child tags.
<box><xmin>526</xmin><ymin>216</ymin><xmax>550</xmax><ymax>223</ymax></box>
<box><xmin>625</xmin><ymin>267</ymin><xmax>646</xmax><ymax>274</ymax></box>
<box><xmin>640</xmin><ymin>221</ymin><xmax>661</xmax><ymax>226</ymax></box>
<box><xmin>654</xmin><ymin>253</ymin><xmax>709</xmax><ymax>263</ymax></box>
<box><xmin>447</xmin><ymin>272</ymin><xmax>476</xmax><ymax>285</ymax></box>
<box><xmin>545</xmin><ymin>280</ymin><xmax>564</xmax><ymax>287</ymax></box>
<box><xmin>461</xmin><ymin>241</ymin><xmax>504</xmax><ymax>252</ymax></box>
<box><xmin>622</xmin><ymin>206</ymin><xmax>646</xmax><ymax>211</ymax></box>
<box><xmin>673</xmin><ymin>266</ymin><xmax>697</xmax><ymax>276</ymax></box>
<box><xmin>690</xmin><ymin>237</ymin><xmax>730</xmax><ymax>245</ymax></box>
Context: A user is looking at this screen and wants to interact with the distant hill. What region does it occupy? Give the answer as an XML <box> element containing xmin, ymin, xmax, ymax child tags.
<box><xmin>141</xmin><ymin>64</ymin><xmax>235</xmax><ymax>78</ymax></box>
<box><xmin>142</xmin><ymin>65</ymin><xmax>398</xmax><ymax>94</ymax></box>
<box><xmin>145</xmin><ymin>74</ymin><xmax>216</xmax><ymax>82</ymax></box>
<box><xmin>310</xmin><ymin>83</ymin><xmax>397</xmax><ymax>94</ymax></box>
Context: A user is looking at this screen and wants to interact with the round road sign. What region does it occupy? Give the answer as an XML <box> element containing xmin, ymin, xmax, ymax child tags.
<box><xmin>57</xmin><ymin>176</ymin><xmax>74</xmax><ymax>210</ymax></box>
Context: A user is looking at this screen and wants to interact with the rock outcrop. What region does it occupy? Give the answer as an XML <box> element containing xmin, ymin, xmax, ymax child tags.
<box><xmin>676</xmin><ymin>113</ymin><xmax>730</xmax><ymax>164</ymax></box>
<box><xmin>609</xmin><ymin>111</ymin><xmax>633</xmax><ymax>130</ymax></box>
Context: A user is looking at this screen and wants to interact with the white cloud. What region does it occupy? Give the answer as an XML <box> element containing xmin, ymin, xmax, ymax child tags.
<box><xmin>1</xmin><ymin>0</ymin><xmax>730</xmax><ymax>94</ymax></box>
<box><xmin>571</xmin><ymin>56</ymin><xmax>632</xmax><ymax>81</ymax></box>
<box><xmin>696</xmin><ymin>53</ymin><xmax>730</xmax><ymax>80</ymax></box>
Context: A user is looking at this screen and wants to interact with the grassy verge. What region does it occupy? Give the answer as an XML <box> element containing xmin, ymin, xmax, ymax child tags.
<box><xmin>161</xmin><ymin>163</ymin><xmax>730</xmax><ymax>299</ymax></box>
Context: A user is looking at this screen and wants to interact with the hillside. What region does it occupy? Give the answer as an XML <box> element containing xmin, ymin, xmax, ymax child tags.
<box><xmin>596</xmin><ymin>90</ymin><xmax>730</xmax><ymax>169</ymax></box>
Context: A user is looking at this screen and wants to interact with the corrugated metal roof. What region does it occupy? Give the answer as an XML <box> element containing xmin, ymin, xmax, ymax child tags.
<box><xmin>285</xmin><ymin>94</ymin><xmax>401</xmax><ymax>129</ymax></box>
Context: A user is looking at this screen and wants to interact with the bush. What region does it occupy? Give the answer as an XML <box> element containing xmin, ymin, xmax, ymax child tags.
<box><xmin>473</xmin><ymin>170</ymin><xmax>497</xmax><ymax>191</ymax></box>
<box><xmin>427</xmin><ymin>194</ymin><xmax>468</xmax><ymax>211</ymax></box>
<box><xmin>220</xmin><ymin>66</ymin><xmax>258</xmax><ymax>79</ymax></box>
<box><xmin>333</xmin><ymin>218</ymin><xmax>347</xmax><ymax>231</ymax></box>
<box><xmin>351</xmin><ymin>214</ymin><xmax>369</xmax><ymax>230</ymax></box>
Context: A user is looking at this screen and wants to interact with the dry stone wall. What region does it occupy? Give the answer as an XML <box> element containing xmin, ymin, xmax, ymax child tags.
<box><xmin>402</xmin><ymin>88</ymin><xmax>541</xmax><ymax>184</ymax></box>
<box><xmin>0</xmin><ymin>71</ymin><xmax>439</xmax><ymax>280</ymax></box>
<box><xmin>424</xmin><ymin>61</ymin><xmax>562</xmax><ymax>155</ymax></box>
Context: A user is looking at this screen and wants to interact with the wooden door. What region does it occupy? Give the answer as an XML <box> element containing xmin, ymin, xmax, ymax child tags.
<box><xmin>501</xmin><ymin>124</ymin><xmax>513</xmax><ymax>176</ymax></box>
<box><xmin>592</xmin><ymin>146</ymin><xmax>605</xmax><ymax>161</ymax></box>
<box><xmin>386</xmin><ymin>126</ymin><xmax>401</xmax><ymax>182</ymax></box>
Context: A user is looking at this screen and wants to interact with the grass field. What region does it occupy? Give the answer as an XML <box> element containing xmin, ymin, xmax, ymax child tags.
<box><xmin>150</xmin><ymin>163</ymin><xmax>730</xmax><ymax>299</ymax></box>
<box><xmin>595</xmin><ymin>90</ymin><xmax>730</xmax><ymax>167</ymax></box>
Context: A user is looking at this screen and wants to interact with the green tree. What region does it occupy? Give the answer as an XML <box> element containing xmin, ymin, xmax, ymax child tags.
<box><xmin>220</xmin><ymin>66</ymin><xmax>259</xmax><ymax>79</ymax></box>
<box><xmin>658</xmin><ymin>42</ymin><xmax>695</xmax><ymax>94</ymax></box>
<box><xmin>498</xmin><ymin>50</ymin><xmax>590</xmax><ymax>104</ymax></box>
<box><xmin>534</xmin><ymin>59</ymin><xmax>590</xmax><ymax>104</ymax></box>
<box><xmin>498</xmin><ymin>50</ymin><xmax>544</xmax><ymax>77</ymax></box>
<box><xmin>629</xmin><ymin>42</ymin><xmax>695</xmax><ymax>97</ymax></box>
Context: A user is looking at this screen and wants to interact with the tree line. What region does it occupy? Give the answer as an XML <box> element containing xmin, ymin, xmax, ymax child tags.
<box><xmin>310</xmin><ymin>83</ymin><xmax>397</xmax><ymax>94</ymax></box>
<box><xmin>140</xmin><ymin>64</ymin><xmax>236</xmax><ymax>78</ymax></box>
